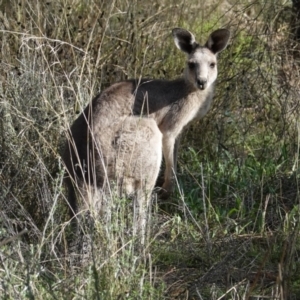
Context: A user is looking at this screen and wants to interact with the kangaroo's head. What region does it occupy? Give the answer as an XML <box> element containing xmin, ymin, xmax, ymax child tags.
<box><xmin>172</xmin><ymin>28</ymin><xmax>230</xmax><ymax>91</ymax></box>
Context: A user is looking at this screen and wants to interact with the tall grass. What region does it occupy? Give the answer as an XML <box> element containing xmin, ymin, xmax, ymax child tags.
<box><xmin>1</xmin><ymin>0</ymin><xmax>300</xmax><ymax>298</ymax></box>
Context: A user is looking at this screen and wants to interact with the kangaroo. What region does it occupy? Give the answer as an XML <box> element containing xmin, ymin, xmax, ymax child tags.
<box><xmin>63</xmin><ymin>27</ymin><xmax>230</xmax><ymax>235</ymax></box>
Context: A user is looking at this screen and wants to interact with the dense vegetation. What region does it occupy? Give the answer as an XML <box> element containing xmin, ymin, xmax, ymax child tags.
<box><xmin>1</xmin><ymin>0</ymin><xmax>300</xmax><ymax>299</ymax></box>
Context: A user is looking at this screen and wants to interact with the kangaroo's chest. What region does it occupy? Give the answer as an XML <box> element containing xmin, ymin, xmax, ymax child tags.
<box><xmin>156</xmin><ymin>89</ymin><xmax>214</xmax><ymax>136</ymax></box>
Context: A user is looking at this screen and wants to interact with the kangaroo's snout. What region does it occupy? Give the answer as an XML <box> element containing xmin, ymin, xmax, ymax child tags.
<box><xmin>197</xmin><ymin>78</ymin><xmax>207</xmax><ymax>90</ymax></box>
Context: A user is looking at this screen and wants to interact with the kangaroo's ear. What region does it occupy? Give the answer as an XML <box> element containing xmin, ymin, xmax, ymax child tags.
<box><xmin>172</xmin><ymin>28</ymin><xmax>197</xmax><ymax>54</ymax></box>
<box><xmin>205</xmin><ymin>29</ymin><xmax>230</xmax><ymax>54</ymax></box>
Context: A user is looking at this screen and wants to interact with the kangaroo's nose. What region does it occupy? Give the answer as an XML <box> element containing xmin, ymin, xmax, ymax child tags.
<box><xmin>197</xmin><ymin>78</ymin><xmax>207</xmax><ymax>90</ymax></box>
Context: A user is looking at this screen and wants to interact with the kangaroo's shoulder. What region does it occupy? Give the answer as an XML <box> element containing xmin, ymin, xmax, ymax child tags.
<box><xmin>128</xmin><ymin>78</ymin><xmax>189</xmax><ymax>115</ymax></box>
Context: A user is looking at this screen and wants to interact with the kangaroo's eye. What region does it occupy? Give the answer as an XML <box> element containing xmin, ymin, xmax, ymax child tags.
<box><xmin>188</xmin><ymin>62</ymin><xmax>196</xmax><ymax>69</ymax></box>
<box><xmin>210</xmin><ymin>62</ymin><xmax>216</xmax><ymax>68</ymax></box>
